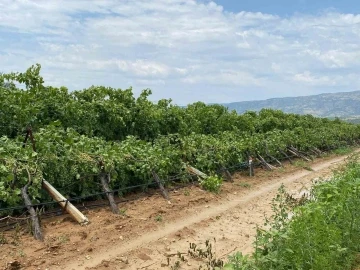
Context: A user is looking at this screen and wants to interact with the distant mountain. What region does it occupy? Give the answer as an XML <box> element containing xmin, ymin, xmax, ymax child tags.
<box><xmin>221</xmin><ymin>90</ymin><xmax>360</xmax><ymax>119</ymax></box>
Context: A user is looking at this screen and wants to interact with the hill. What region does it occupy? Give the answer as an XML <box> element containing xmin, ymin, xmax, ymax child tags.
<box><xmin>221</xmin><ymin>90</ymin><xmax>360</xmax><ymax>119</ymax></box>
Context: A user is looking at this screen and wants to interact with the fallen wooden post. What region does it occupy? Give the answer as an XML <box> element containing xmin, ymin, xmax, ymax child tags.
<box><xmin>42</xmin><ymin>180</ymin><xmax>89</xmax><ymax>225</ymax></box>
<box><xmin>152</xmin><ymin>171</ymin><xmax>170</xmax><ymax>201</ymax></box>
<box><xmin>99</xmin><ymin>173</ymin><xmax>120</xmax><ymax>214</ymax></box>
<box><xmin>186</xmin><ymin>165</ymin><xmax>208</xmax><ymax>179</ymax></box>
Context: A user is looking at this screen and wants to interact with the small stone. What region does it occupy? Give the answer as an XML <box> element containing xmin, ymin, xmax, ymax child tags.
<box><xmin>102</xmin><ymin>260</ymin><xmax>110</xmax><ymax>267</ymax></box>
<box><xmin>117</xmin><ymin>256</ymin><xmax>129</xmax><ymax>264</ymax></box>
<box><xmin>6</xmin><ymin>261</ymin><xmax>21</xmax><ymax>270</ymax></box>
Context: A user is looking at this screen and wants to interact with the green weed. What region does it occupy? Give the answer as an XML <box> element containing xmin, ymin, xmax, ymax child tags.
<box><xmin>155</xmin><ymin>215</ymin><xmax>163</xmax><ymax>222</ymax></box>
<box><xmin>57</xmin><ymin>234</ymin><xmax>70</xmax><ymax>244</ymax></box>
<box><xmin>119</xmin><ymin>208</ymin><xmax>127</xmax><ymax>216</ymax></box>
<box><xmin>199</xmin><ymin>175</ymin><xmax>223</xmax><ymax>193</ymax></box>
<box><xmin>17</xmin><ymin>249</ymin><xmax>26</xmax><ymax>257</ymax></box>
<box><xmin>0</xmin><ymin>232</ymin><xmax>7</xmax><ymax>244</ymax></box>
<box><xmin>294</xmin><ymin>160</ymin><xmax>313</xmax><ymax>171</ymax></box>
<box><xmin>236</xmin><ymin>182</ymin><xmax>251</xmax><ymax>188</ymax></box>
<box><xmin>333</xmin><ymin>146</ymin><xmax>353</xmax><ymax>155</ymax></box>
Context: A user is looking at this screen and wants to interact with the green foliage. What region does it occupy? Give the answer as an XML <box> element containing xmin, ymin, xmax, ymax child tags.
<box><xmin>0</xmin><ymin>232</ymin><xmax>7</xmax><ymax>244</ymax></box>
<box><xmin>199</xmin><ymin>175</ymin><xmax>223</xmax><ymax>193</ymax></box>
<box><xmin>224</xmin><ymin>252</ymin><xmax>255</xmax><ymax>270</ymax></box>
<box><xmin>1</xmin><ymin>64</ymin><xmax>360</xmax><ymax>214</ymax></box>
<box><xmin>2</xmin><ymin>65</ymin><xmax>360</xmax><ymax>142</ymax></box>
<box><xmin>332</xmin><ymin>146</ymin><xmax>353</xmax><ymax>155</ymax></box>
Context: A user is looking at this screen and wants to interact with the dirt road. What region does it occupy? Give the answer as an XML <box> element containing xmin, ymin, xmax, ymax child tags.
<box><xmin>0</xmin><ymin>153</ymin><xmax>354</xmax><ymax>270</ymax></box>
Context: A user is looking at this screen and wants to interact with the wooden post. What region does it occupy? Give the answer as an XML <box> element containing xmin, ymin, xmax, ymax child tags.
<box><xmin>152</xmin><ymin>171</ymin><xmax>170</xmax><ymax>201</ymax></box>
<box><xmin>288</xmin><ymin>149</ymin><xmax>300</xmax><ymax>158</ymax></box>
<box><xmin>291</xmin><ymin>146</ymin><xmax>314</xmax><ymax>161</ymax></box>
<box><xmin>264</xmin><ymin>142</ymin><xmax>282</xmax><ymax>167</ymax></box>
<box><xmin>99</xmin><ymin>173</ymin><xmax>120</xmax><ymax>214</ymax></box>
<box><xmin>257</xmin><ymin>154</ymin><xmax>276</xmax><ymax>170</ymax></box>
<box><xmin>314</xmin><ymin>147</ymin><xmax>323</xmax><ymax>155</ymax></box>
<box><xmin>288</xmin><ymin>147</ymin><xmax>311</xmax><ymax>162</ymax></box>
<box><xmin>279</xmin><ymin>149</ymin><xmax>293</xmax><ymax>164</ymax></box>
<box><xmin>186</xmin><ymin>165</ymin><xmax>208</xmax><ymax>179</ymax></box>
<box><xmin>42</xmin><ymin>180</ymin><xmax>89</xmax><ymax>225</ymax></box>
<box><xmin>249</xmin><ymin>157</ymin><xmax>254</xmax><ymax>177</ymax></box>
<box><xmin>269</xmin><ymin>155</ymin><xmax>282</xmax><ymax>167</ymax></box>
<box><xmin>221</xmin><ymin>166</ymin><xmax>233</xmax><ymax>182</ymax></box>
<box><xmin>300</xmin><ymin>150</ymin><xmax>314</xmax><ymax>161</ymax></box>
<box><xmin>21</xmin><ymin>184</ymin><xmax>43</xmax><ymax>241</ymax></box>
<box><xmin>310</xmin><ymin>149</ymin><xmax>320</xmax><ymax>157</ymax></box>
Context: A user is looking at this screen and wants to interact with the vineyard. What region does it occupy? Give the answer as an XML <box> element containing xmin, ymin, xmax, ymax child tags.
<box><xmin>1</xmin><ymin>65</ymin><xmax>360</xmax><ymax>240</ymax></box>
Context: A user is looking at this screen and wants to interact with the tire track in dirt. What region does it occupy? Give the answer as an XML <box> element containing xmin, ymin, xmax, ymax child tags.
<box><xmin>63</xmin><ymin>153</ymin><xmax>353</xmax><ymax>270</ymax></box>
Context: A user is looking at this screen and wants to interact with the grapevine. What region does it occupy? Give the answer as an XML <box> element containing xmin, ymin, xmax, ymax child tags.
<box><xmin>1</xmin><ymin>65</ymin><xmax>360</xmax><ymax>213</ymax></box>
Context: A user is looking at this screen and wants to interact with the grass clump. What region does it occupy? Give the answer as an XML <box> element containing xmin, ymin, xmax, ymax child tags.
<box><xmin>199</xmin><ymin>175</ymin><xmax>223</xmax><ymax>193</ymax></box>
<box><xmin>333</xmin><ymin>146</ymin><xmax>353</xmax><ymax>155</ymax></box>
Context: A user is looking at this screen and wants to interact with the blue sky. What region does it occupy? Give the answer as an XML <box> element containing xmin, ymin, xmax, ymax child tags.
<box><xmin>215</xmin><ymin>0</ymin><xmax>360</xmax><ymax>15</ymax></box>
<box><xmin>1</xmin><ymin>0</ymin><xmax>360</xmax><ymax>105</ymax></box>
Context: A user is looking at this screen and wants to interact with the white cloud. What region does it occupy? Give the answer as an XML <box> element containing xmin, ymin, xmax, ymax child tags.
<box><xmin>303</xmin><ymin>49</ymin><xmax>360</xmax><ymax>68</ymax></box>
<box><xmin>0</xmin><ymin>0</ymin><xmax>360</xmax><ymax>104</ymax></box>
<box><xmin>293</xmin><ymin>71</ymin><xmax>334</xmax><ymax>86</ymax></box>
<box><xmin>182</xmin><ymin>70</ymin><xmax>263</xmax><ymax>86</ymax></box>
<box><xmin>87</xmin><ymin>59</ymin><xmax>172</xmax><ymax>77</ymax></box>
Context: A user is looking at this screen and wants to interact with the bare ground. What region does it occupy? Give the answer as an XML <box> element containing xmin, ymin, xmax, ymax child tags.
<box><xmin>0</xmin><ymin>152</ymin><xmax>354</xmax><ymax>270</ymax></box>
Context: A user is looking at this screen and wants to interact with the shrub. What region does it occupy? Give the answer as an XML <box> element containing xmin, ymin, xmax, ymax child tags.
<box><xmin>199</xmin><ymin>175</ymin><xmax>223</xmax><ymax>193</ymax></box>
